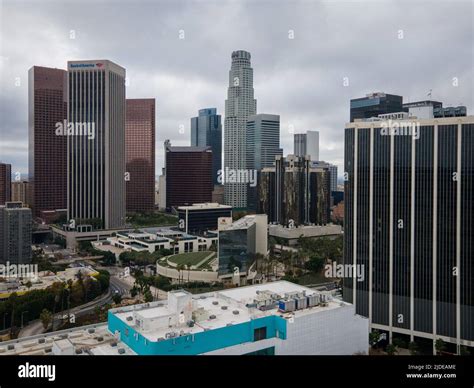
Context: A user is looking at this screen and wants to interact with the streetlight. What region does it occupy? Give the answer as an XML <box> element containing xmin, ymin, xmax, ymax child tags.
<box><xmin>21</xmin><ymin>311</ymin><xmax>28</xmax><ymax>328</ymax></box>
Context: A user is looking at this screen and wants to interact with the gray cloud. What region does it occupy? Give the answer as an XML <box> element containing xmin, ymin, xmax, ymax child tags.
<box><xmin>1</xmin><ymin>0</ymin><xmax>472</xmax><ymax>180</ymax></box>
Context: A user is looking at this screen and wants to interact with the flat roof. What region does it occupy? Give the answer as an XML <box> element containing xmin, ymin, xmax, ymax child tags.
<box><xmin>178</xmin><ymin>203</ymin><xmax>232</xmax><ymax>211</ymax></box>
<box><xmin>110</xmin><ymin>281</ymin><xmax>345</xmax><ymax>342</ymax></box>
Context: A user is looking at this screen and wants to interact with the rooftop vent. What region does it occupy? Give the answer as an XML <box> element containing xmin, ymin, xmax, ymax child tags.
<box><xmin>38</xmin><ymin>338</ymin><xmax>45</xmax><ymax>344</ymax></box>
<box><xmin>97</xmin><ymin>336</ymin><xmax>104</xmax><ymax>342</ymax></box>
<box><xmin>88</xmin><ymin>329</ymin><xmax>95</xmax><ymax>334</ymax></box>
<box><xmin>111</xmin><ymin>342</ymin><xmax>117</xmax><ymax>347</ymax></box>
<box><xmin>212</xmin><ymin>301</ymin><xmax>219</xmax><ymax>305</ymax></box>
<box><xmin>118</xmin><ymin>348</ymin><xmax>126</xmax><ymax>354</ymax></box>
<box><xmin>75</xmin><ymin>349</ymin><xmax>83</xmax><ymax>354</ymax></box>
<box><xmin>221</xmin><ymin>306</ymin><xmax>228</xmax><ymax>310</ymax></box>
<box><xmin>126</xmin><ymin>316</ymin><xmax>133</xmax><ymax>321</ymax></box>
<box><xmin>232</xmin><ymin>310</ymin><xmax>239</xmax><ymax>315</ymax></box>
<box><xmin>209</xmin><ymin>315</ymin><xmax>216</xmax><ymax>319</ymax></box>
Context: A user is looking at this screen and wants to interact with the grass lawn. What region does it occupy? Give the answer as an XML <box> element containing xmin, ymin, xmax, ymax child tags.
<box><xmin>168</xmin><ymin>251</ymin><xmax>215</xmax><ymax>267</ymax></box>
<box><xmin>127</xmin><ymin>212</ymin><xmax>177</xmax><ymax>227</ymax></box>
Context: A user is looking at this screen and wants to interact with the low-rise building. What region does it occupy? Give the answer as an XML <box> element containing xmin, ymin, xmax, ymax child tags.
<box><xmin>107</xmin><ymin>281</ymin><xmax>369</xmax><ymax>355</ymax></box>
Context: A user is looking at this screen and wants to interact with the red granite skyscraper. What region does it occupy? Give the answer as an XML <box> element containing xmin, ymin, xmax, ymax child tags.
<box><xmin>28</xmin><ymin>66</ymin><xmax>67</xmax><ymax>216</ymax></box>
<box><xmin>164</xmin><ymin>141</ymin><xmax>213</xmax><ymax>209</ymax></box>
<box><xmin>0</xmin><ymin>163</ymin><xmax>11</xmax><ymax>205</ymax></box>
<box><xmin>125</xmin><ymin>99</ymin><xmax>156</xmax><ymax>213</ymax></box>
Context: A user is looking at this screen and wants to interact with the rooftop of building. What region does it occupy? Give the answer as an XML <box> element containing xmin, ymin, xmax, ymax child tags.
<box><xmin>220</xmin><ymin>214</ymin><xmax>264</xmax><ymax>231</ymax></box>
<box><xmin>166</xmin><ymin>146</ymin><xmax>211</xmax><ymax>153</ymax></box>
<box><xmin>109</xmin><ymin>281</ymin><xmax>345</xmax><ymax>343</ymax></box>
<box><xmin>177</xmin><ymin>203</ymin><xmax>232</xmax><ymax>211</ymax></box>
<box><xmin>346</xmin><ymin>114</ymin><xmax>473</xmax><ymax>128</ymax></box>
<box><xmin>0</xmin><ymin>323</ymin><xmax>135</xmax><ymax>356</ymax></box>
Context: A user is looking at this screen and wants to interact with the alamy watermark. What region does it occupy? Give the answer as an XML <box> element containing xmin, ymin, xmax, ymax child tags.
<box><xmin>55</xmin><ymin>120</ymin><xmax>95</xmax><ymax>140</ymax></box>
<box><xmin>324</xmin><ymin>262</ymin><xmax>365</xmax><ymax>282</ymax></box>
<box><xmin>380</xmin><ymin>119</ymin><xmax>420</xmax><ymax>140</ymax></box>
<box><xmin>0</xmin><ymin>261</ymin><xmax>38</xmax><ymax>279</ymax></box>
<box><xmin>217</xmin><ymin>168</ymin><xmax>257</xmax><ymax>187</ymax></box>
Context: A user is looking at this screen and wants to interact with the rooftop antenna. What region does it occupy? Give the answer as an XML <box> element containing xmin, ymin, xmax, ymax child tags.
<box><xmin>427</xmin><ymin>89</ymin><xmax>432</xmax><ymax>99</ymax></box>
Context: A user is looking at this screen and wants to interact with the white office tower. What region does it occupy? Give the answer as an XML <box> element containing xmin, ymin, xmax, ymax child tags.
<box><xmin>224</xmin><ymin>50</ymin><xmax>257</xmax><ymax>209</ymax></box>
<box><xmin>294</xmin><ymin>130</ymin><xmax>319</xmax><ymax>161</ymax></box>
<box><xmin>67</xmin><ymin>60</ymin><xmax>126</xmax><ymax>229</ymax></box>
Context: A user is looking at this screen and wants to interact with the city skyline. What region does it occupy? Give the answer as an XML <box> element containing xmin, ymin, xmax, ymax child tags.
<box><xmin>1</xmin><ymin>1</ymin><xmax>473</xmax><ymax>181</ymax></box>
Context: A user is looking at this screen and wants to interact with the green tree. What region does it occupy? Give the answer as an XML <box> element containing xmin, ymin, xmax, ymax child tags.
<box><xmin>386</xmin><ymin>344</ymin><xmax>397</xmax><ymax>355</ymax></box>
<box><xmin>435</xmin><ymin>338</ymin><xmax>446</xmax><ymax>354</ymax></box>
<box><xmin>40</xmin><ymin>309</ymin><xmax>52</xmax><ymax>330</ymax></box>
<box><xmin>144</xmin><ymin>289</ymin><xmax>153</xmax><ymax>303</ymax></box>
<box><xmin>305</xmin><ymin>253</ymin><xmax>325</xmax><ymax>273</ymax></box>
<box><xmin>112</xmin><ymin>294</ymin><xmax>122</xmax><ymax>305</ymax></box>
<box><xmin>369</xmin><ymin>330</ymin><xmax>381</xmax><ymax>348</ymax></box>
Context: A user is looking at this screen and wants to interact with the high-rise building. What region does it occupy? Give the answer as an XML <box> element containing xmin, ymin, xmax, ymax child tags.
<box><xmin>258</xmin><ymin>155</ymin><xmax>330</xmax><ymax>227</ymax></box>
<box><xmin>191</xmin><ymin>108</ymin><xmax>222</xmax><ymax>185</ymax></box>
<box><xmin>164</xmin><ymin>141</ymin><xmax>213</xmax><ymax>210</ymax></box>
<box><xmin>224</xmin><ymin>50</ymin><xmax>257</xmax><ymax>209</ymax></box>
<box><xmin>294</xmin><ymin>131</ymin><xmax>319</xmax><ymax>161</ymax></box>
<box><xmin>218</xmin><ymin>214</ymin><xmax>267</xmax><ymax>277</ymax></box>
<box><xmin>126</xmin><ymin>98</ymin><xmax>155</xmax><ymax>213</ymax></box>
<box><xmin>246</xmin><ymin>114</ymin><xmax>283</xmax><ymax>210</ymax></box>
<box><xmin>0</xmin><ymin>163</ymin><xmax>11</xmax><ymax>205</ymax></box>
<box><xmin>28</xmin><ymin>66</ymin><xmax>67</xmax><ymax>216</ymax></box>
<box><xmin>177</xmin><ymin>203</ymin><xmax>232</xmax><ymax>234</ymax></box>
<box><xmin>67</xmin><ymin>60</ymin><xmax>126</xmax><ymax>230</ymax></box>
<box><xmin>343</xmin><ymin>115</ymin><xmax>474</xmax><ymax>353</ymax></box>
<box><xmin>11</xmin><ymin>181</ymin><xmax>29</xmax><ymax>205</ymax></box>
<box><xmin>312</xmin><ymin>161</ymin><xmax>338</xmax><ymax>193</ymax></box>
<box><xmin>350</xmin><ymin>92</ymin><xmax>405</xmax><ymax>122</ymax></box>
<box><xmin>0</xmin><ymin>202</ymin><xmax>32</xmax><ymax>264</ymax></box>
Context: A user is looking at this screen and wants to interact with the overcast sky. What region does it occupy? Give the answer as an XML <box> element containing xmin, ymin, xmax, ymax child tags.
<box><xmin>1</xmin><ymin>0</ymin><xmax>473</xmax><ymax>179</ymax></box>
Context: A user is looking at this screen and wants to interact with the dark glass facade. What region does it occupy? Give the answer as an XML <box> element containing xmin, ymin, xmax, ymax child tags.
<box><xmin>350</xmin><ymin>93</ymin><xmax>405</xmax><ymax>122</ymax></box>
<box><xmin>165</xmin><ymin>144</ymin><xmax>213</xmax><ymax>210</ymax></box>
<box><xmin>177</xmin><ymin>206</ymin><xmax>232</xmax><ymax>234</ymax></box>
<box><xmin>126</xmin><ymin>99</ymin><xmax>155</xmax><ymax>213</ymax></box>
<box><xmin>28</xmin><ymin>66</ymin><xmax>67</xmax><ymax>216</ymax></box>
<box><xmin>257</xmin><ymin>155</ymin><xmax>330</xmax><ymax>227</ymax></box>
<box><xmin>0</xmin><ymin>163</ymin><xmax>11</xmax><ymax>205</ymax></box>
<box><xmin>344</xmin><ymin>118</ymin><xmax>474</xmax><ymax>348</ymax></box>
<box><xmin>191</xmin><ymin>108</ymin><xmax>222</xmax><ymax>185</ymax></box>
<box><xmin>218</xmin><ymin>227</ymin><xmax>252</xmax><ymax>275</ymax></box>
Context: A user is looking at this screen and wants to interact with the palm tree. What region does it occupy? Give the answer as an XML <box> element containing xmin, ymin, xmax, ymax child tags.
<box><xmin>176</xmin><ymin>264</ymin><xmax>185</xmax><ymax>284</ymax></box>
<box><xmin>186</xmin><ymin>264</ymin><xmax>191</xmax><ymax>283</ymax></box>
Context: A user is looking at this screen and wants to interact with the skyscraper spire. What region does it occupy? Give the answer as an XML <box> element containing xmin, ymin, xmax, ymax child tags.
<box><xmin>223</xmin><ymin>50</ymin><xmax>257</xmax><ymax>209</ymax></box>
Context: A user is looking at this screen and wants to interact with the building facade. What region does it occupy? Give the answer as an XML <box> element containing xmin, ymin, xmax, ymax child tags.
<box><xmin>246</xmin><ymin>114</ymin><xmax>283</xmax><ymax>210</ymax></box>
<box><xmin>218</xmin><ymin>214</ymin><xmax>267</xmax><ymax>276</ymax></box>
<box><xmin>11</xmin><ymin>181</ymin><xmax>29</xmax><ymax>205</ymax></box>
<box><xmin>0</xmin><ymin>163</ymin><xmax>11</xmax><ymax>206</ymax></box>
<box><xmin>350</xmin><ymin>92</ymin><xmax>405</xmax><ymax>122</ymax></box>
<box><xmin>191</xmin><ymin>108</ymin><xmax>222</xmax><ymax>185</ymax></box>
<box><xmin>107</xmin><ymin>282</ymin><xmax>369</xmax><ymax>355</ymax></box>
<box><xmin>224</xmin><ymin>50</ymin><xmax>257</xmax><ymax>209</ymax></box>
<box><xmin>67</xmin><ymin>60</ymin><xmax>126</xmax><ymax>230</ymax></box>
<box><xmin>126</xmin><ymin>98</ymin><xmax>155</xmax><ymax>213</ymax></box>
<box><xmin>0</xmin><ymin>202</ymin><xmax>32</xmax><ymax>264</ymax></box>
<box><xmin>258</xmin><ymin>155</ymin><xmax>330</xmax><ymax>227</ymax></box>
<box><xmin>177</xmin><ymin>203</ymin><xmax>232</xmax><ymax>234</ymax></box>
<box><xmin>28</xmin><ymin>66</ymin><xmax>67</xmax><ymax>216</ymax></box>
<box><xmin>164</xmin><ymin>141</ymin><xmax>213</xmax><ymax>210</ymax></box>
<box><xmin>343</xmin><ymin>115</ymin><xmax>474</xmax><ymax>353</ymax></box>
<box><xmin>294</xmin><ymin>130</ymin><xmax>319</xmax><ymax>161</ymax></box>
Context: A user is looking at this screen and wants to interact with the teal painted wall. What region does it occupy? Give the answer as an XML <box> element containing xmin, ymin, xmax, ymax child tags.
<box><xmin>108</xmin><ymin>311</ymin><xmax>287</xmax><ymax>355</ymax></box>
